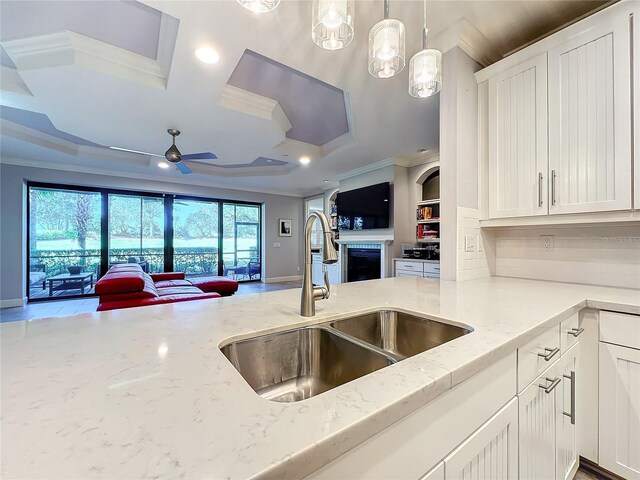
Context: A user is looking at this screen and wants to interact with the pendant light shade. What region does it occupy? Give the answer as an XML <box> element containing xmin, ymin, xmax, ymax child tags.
<box><xmin>312</xmin><ymin>0</ymin><xmax>354</xmax><ymax>50</ymax></box>
<box><xmin>408</xmin><ymin>2</ymin><xmax>442</xmax><ymax>98</ymax></box>
<box><xmin>237</xmin><ymin>0</ymin><xmax>280</xmax><ymax>13</ymax></box>
<box><xmin>368</xmin><ymin>0</ymin><xmax>405</xmax><ymax>78</ymax></box>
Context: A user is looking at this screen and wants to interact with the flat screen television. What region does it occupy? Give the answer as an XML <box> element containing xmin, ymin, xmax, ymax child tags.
<box><xmin>336</xmin><ymin>182</ymin><xmax>390</xmax><ymax>230</ymax></box>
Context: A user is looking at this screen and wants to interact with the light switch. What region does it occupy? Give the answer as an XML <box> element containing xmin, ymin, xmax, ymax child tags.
<box><xmin>477</xmin><ymin>235</ymin><xmax>484</xmax><ymax>252</ymax></box>
<box><xmin>464</xmin><ymin>235</ymin><xmax>475</xmax><ymax>252</ymax></box>
<box><xmin>273</xmin><ymin>242</ymin><xmax>281</xmax><ymax>248</ymax></box>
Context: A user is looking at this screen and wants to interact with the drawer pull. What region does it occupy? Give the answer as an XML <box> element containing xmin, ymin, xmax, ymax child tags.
<box><xmin>568</xmin><ymin>327</ymin><xmax>584</xmax><ymax>338</ymax></box>
<box><xmin>538</xmin><ymin>347</ymin><xmax>560</xmax><ymax>362</ymax></box>
<box><xmin>539</xmin><ymin>376</ymin><xmax>561</xmax><ymax>394</ymax></box>
<box><xmin>563</xmin><ymin>371</ymin><xmax>576</xmax><ymax>425</ymax></box>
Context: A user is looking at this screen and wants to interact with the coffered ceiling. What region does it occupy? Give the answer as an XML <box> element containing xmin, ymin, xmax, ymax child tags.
<box><xmin>0</xmin><ymin>0</ymin><xmax>608</xmax><ymax>197</ymax></box>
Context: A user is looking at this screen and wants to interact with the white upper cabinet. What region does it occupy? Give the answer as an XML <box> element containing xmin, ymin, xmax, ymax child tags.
<box><xmin>548</xmin><ymin>11</ymin><xmax>632</xmax><ymax>214</ymax></box>
<box><xmin>634</xmin><ymin>3</ymin><xmax>640</xmax><ymax>210</ymax></box>
<box><xmin>488</xmin><ymin>54</ymin><xmax>548</xmax><ymax>218</ymax></box>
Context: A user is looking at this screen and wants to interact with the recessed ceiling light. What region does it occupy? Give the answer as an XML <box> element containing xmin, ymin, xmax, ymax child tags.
<box><xmin>195</xmin><ymin>47</ymin><xmax>220</xmax><ymax>64</ymax></box>
<box><xmin>299</xmin><ymin>156</ymin><xmax>311</xmax><ymax>165</ymax></box>
<box><xmin>283</xmin><ymin>154</ymin><xmax>289</xmax><ymax>158</ymax></box>
<box><xmin>323</xmin><ymin>180</ymin><xmax>328</xmax><ymax>183</ymax></box>
<box><xmin>158</xmin><ymin>162</ymin><xmax>170</xmax><ymax>169</ymax></box>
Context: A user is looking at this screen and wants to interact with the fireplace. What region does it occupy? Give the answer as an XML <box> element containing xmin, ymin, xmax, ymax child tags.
<box><xmin>347</xmin><ymin>246</ymin><xmax>382</xmax><ymax>282</ymax></box>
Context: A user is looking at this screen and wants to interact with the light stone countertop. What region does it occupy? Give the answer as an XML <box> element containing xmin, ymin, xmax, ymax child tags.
<box><xmin>2</xmin><ymin>277</ymin><xmax>639</xmax><ymax>479</ymax></box>
<box><xmin>394</xmin><ymin>257</ymin><xmax>440</xmax><ymax>264</ymax></box>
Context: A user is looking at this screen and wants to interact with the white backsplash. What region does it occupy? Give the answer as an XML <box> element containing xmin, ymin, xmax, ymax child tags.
<box><xmin>488</xmin><ymin>225</ymin><xmax>640</xmax><ymax>289</ymax></box>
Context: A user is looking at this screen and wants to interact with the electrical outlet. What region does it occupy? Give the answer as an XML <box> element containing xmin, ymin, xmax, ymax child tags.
<box><xmin>542</xmin><ymin>235</ymin><xmax>554</xmax><ymax>253</ymax></box>
<box><xmin>273</xmin><ymin>242</ymin><xmax>281</xmax><ymax>248</ymax></box>
<box><xmin>297</xmin><ymin>266</ymin><xmax>300</xmax><ymax>272</ymax></box>
<box><xmin>464</xmin><ymin>235</ymin><xmax>476</xmax><ymax>252</ymax></box>
<box><xmin>477</xmin><ymin>235</ymin><xmax>484</xmax><ymax>252</ymax></box>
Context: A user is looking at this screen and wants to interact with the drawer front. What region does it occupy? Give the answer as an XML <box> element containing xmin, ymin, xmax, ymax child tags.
<box><xmin>560</xmin><ymin>312</ymin><xmax>582</xmax><ymax>353</ymax></box>
<box><xmin>396</xmin><ymin>270</ymin><xmax>424</xmax><ymax>278</ymax></box>
<box><xmin>517</xmin><ymin>324</ymin><xmax>561</xmax><ymax>392</ymax></box>
<box><xmin>424</xmin><ymin>263</ymin><xmax>441</xmax><ymax>275</ymax></box>
<box><xmin>600</xmin><ymin>311</ymin><xmax>640</xmax><ymax>350</ymax></box>
<box><xmin>395</xmin><ymin>261</ymin><xmax>424</xmax><ymax>273</ymax></box>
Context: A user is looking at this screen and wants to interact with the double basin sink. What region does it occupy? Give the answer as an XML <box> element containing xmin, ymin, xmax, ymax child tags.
<box><xmin>221</xmin><ymin>310</ymin><xmax>472</xmax><ymax>403</ymax></box>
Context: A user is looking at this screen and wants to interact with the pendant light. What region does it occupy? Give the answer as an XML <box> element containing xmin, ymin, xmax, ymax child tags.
<box><xmin>408</xmin><ymin>0</ymin><xmax>442</xmax><ymax>98</ymax></box>
<box><xmin>368</xmin><ymin>0</ymin><xmax>405</xmax><ymax>78</ymax></box>
<box><xmin>312</xmin><ymin>0</ymin><xmax>355</xmax><ymax>50</ymax></box>
<box><xmin>237</xmin><ymin>0</ymin><xmax>280</xmax><ymax>14</ymax></box>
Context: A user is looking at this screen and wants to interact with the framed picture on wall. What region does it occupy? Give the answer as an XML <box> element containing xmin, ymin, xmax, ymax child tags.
<box><xmin>279</xmin><ymin>218</ymin><xmax>292</xmax><ymax>237</ymax></box>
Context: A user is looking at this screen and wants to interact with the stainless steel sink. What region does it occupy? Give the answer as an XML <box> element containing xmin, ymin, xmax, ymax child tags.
<box><xmin>221</xmin><ymin>327</ymin><xmax>395</xmax><ymax>403</ymax></box>
<box><xmin>330</xmin><ymin>310</ymin><xmax>472</xmax><ymax>360</ymax></box>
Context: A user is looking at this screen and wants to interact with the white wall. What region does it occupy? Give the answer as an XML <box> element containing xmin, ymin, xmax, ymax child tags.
<box><xmin>0</xmin><ymin>163</ymin><xmax>305</xmax><ymax>304</ymax></box>
<box><xmin>486</xmin><ymin>225</ymin><xmax>640</xmax><ymax>289</ymax></box>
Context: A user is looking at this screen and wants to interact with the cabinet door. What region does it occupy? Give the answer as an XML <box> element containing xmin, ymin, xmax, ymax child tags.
<box><xmin>519</xmin><ymin>363</ymin><xmax>560</xmax><ymax>480</ymax></box>
<box><xmin>634</xmin><ymin>3</ymin><xmax>640</xmax><ymax>210</ymax></box>
<box><xmin>599</xmin><ymin>342</ymin><xmax>640</xmax><ymax>479</ymax></box>
<box><xmin>548</xmin><ymin>11</ymin><xmax>632</xmax><ymax>214</ymax></box>
<box><xmin>556</xmin><ymin>344</ymin><xmax>579</xmax><ymax>480</ymax></box>
<box><xmin>488</xmin><ymin>53</ymin><xmax>548</xmax><ymax>218</ymax></box>
<box><xmin>444</xmin><ymin>398</ymin><xmax>518</xmax><ymax>480</ymax></box>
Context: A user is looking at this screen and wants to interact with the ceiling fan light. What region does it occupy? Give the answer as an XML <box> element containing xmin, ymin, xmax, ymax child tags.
<box><xmin>368</xmin><ymin>18</ymin><xmax>405</xmax><ymax>78</ymax></box>
<box><xmin>312</xmin><ymin>0</ymin><xmax>354</xmax><ymax>51</ymax></box>
<box><xmin>237</xmin><ymin>0</ymin><xmax>280</xmax><ymax>13</ymax></box>
<box><xmin>408</xmin><ymin>48</ymin><xmax>442</xmax><ymax>98</ymax></box>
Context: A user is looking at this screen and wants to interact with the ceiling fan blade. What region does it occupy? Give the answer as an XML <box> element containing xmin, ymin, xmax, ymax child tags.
<box><xmin>109</xmin><ymin>146</ymin><xmax>164</xmax><ymax>157</ymax></box>
<box><xmin>180</xmin><ymin>152</ymin><xmax>218</xmax><ymax>161</ymax></box>
<box><xmin>176</xmin><ymin>162</ymin><xmax>192</xmax><ymax>174</ymax></box>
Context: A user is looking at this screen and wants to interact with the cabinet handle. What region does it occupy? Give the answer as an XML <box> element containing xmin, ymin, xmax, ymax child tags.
<box><xmin>563</xmin><ymin>370</ymin><xmax>576</xmax><ymax>425</ymax></box>
<box><xmin>551</xmin><ymin>170</ymin><xmax>557</xmax><ymax>206</ymax></box>
<box><xmin>568</xmin><ymin>327</ymin><xmax>584</xmax><ymax>338</ymax></box>
<box><xmin>539</xmin><ymin>376</ymin><xmax>561</xmax><ymax>394</ymax></box>
<box><xmin>538</xmin><ymin>346</ymin><xmax>560</xmax><ymax>362</ymax></box>
<box><xmin>538</xmin><ymin>172</ymin><xmax>543</xmax><ymax>207</ymax></box>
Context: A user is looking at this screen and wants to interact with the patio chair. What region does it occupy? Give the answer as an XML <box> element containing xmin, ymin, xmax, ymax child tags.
<box><xmin>247</xmin><ymin>259</ymin><xmax>261</xmax><ymax>279</ymax></box>
<box><xmin>29</xmin><ymin>264</ymin><xmax>46</xmax><ymax>289</ymax></box>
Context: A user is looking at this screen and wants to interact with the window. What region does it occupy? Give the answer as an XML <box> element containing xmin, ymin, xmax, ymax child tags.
<box><xmin>26</xmin><ymin>182</ymin><xmax>263</xmax><ymax>301</ymax></box>
<box><xmin>28</xmin><ymin>186</ymin><xmax>101</xmax><ymax>299</ymax></box>
<box><xmin>305</xmin><ymin>197</ymin><xmax>324</xmax><ymax>248</ymax></box>
<box><xmin>173</xmin><ymin>199</ymin><xmax>219</xmax><ymax>277</ymax></box>
<box><xmin>108</xmin><ymin>194</ymin><xmax>165</xmax><ymax>273</ymax></box>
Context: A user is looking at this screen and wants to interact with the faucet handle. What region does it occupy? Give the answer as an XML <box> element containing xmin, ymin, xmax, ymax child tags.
<box><xmin>322</xmin><ymin>270</ymin><xmax>331</xmax><ymax>299</ymax></box>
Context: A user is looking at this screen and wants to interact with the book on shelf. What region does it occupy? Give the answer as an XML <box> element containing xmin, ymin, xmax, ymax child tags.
<box><xmin>417</xmin><ymin>206</ymin><xmax>433</xmax><ymax>220</ymax></box>
<box><xmin>416</xmin><ymin>224</ymin><xmax>438</xmax><ymax>240</ymax></box>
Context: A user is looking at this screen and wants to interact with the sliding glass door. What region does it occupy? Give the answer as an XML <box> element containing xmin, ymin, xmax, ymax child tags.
<box><xmin>222</xmin><ymin>203</ymin><xmax>261</xmax><ymax>281</ymax></box>
<box><xmin>173</xmin><ymin>199</ymin><xmax>219</xmax><ymax>277</ymax></box>
<box><xmin>108</xmin><ymin>194</ymin><xmax>165</xmax><ymax>273</ymax></box>
<box><xmin>28</xmin><ymin>186</ymin><xmax>101</xmax><ymax>299</ymax></box>
<box><xmin>26</xmin><ymin>182</ymin><xmax>262</xmax><ymax>301</ymax></box>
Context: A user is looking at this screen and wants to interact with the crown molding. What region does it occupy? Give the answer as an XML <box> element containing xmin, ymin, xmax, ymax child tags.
<box><xmin>2</xmin><ymin>30</ymin><xmax>170</xmax><ymax>90</ymax></box>
<box><xmin>0</xmin><ymin>66</ymin><xmax>32</xmax><ymax>96</ymax></box>
<box><xmin>431</xmin><ymin>18</ymin><xmax>501</xmax><ymax>67</ymax></box>
<box><xmin>336</xmin><ymin>158</ymin><xmax>395</xmax><ymax>182</ymax></box>
<box><xmin>218</xmin><ymin>84</ymin><xmax>293</xmax><ymax>134</ymax></box>
<box><xmin>1</xmin><ymin>119</ymin><xmax>79</xmax><ymax>156</ymax></box>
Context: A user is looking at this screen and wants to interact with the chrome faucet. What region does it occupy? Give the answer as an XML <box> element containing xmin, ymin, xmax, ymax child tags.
<box><xmin>300</xmin><ymin>211</ymin><xmax>338</xmax><ymax>317</ymax></box>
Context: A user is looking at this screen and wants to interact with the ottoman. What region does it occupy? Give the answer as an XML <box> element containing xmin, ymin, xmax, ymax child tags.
<box><xmin>190</xmin><ymin>276</ymin><xmax>238</xmax><ymax>296</ymax></box>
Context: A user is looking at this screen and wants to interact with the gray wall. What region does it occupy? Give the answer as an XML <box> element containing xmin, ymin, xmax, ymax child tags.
<box><xmin>0</xmin><ymin>163</ymin><xmax>305</xmax><ymax>302</ymax></box>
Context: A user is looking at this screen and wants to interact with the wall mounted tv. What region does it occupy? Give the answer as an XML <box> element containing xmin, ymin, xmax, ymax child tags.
<box><xmin>336</xmin><ymin>182</ymin><xmax>390</xmax><ymax>230</ymax></box>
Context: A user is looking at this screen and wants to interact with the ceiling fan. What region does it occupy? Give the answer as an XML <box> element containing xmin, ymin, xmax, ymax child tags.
<box><xmin>110</xmin><ymin>129</ymin><xmax>218</xmax><ymax>174</ymax></box>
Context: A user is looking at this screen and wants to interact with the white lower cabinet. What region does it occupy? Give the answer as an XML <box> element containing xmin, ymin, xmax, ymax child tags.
<box><xmin>556</xmin><ymin>344</ymin><xmax>579</xmax><ymax>480</ymax></box>
<box><xmin>443</xmin><ymin>398</ymin><xmax>518</xmax><ymax>479</ymax></box>
<box><xmin>599</xmin><ymin>341</ymin><xmax>640</xmax><ymax>479</ymax></box>
<box><xmin>518</xmin><ymin>342</ymin><xmax>580</xmax><ymax>480</ymax></box>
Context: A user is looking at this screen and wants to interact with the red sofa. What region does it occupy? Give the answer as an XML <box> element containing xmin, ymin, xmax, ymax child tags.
<box><xmin>95</xmin><ymin>264</ymin><xmax>238</xmax><ymax>311</ymax></box>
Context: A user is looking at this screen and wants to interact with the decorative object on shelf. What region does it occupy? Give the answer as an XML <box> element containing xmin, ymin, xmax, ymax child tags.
<box><xmin>312</xmin><ymin>0</ymin><xmax>354</xmax><ymax>50</ymax></box>
<box><xmin>237</xmin><ymin>0</ymin><xmax>280</xmax><ymax>13</ymax></box>
<box><xmin>408</xmin><ymin>0</ymin><xmax>442</xmax><ymax>98</ymax></box>
<box><xmin>368</xmin><ymin>0</ymin><xmax>405</xmax><ymax>78</ymax></box>
<box><xmin>417</xmin><ymin>206</ymin><xmax>433</xmax><ymax>220</ymax></box>
<box><xmin>330</xmin><ymin>203</ymin><xmax>338</xmax><ymax>215</ymax></box>
<box><xmin>279</xmin><ymin>218</ymin><xmax>292</xmax><ymax>237</ymax></box>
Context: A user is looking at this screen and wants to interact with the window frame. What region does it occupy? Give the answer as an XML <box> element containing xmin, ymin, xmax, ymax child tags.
<box><xmin>26</xmin><ymin>181</ymin><xmax>263</xmax><ymax>303</ymax></box>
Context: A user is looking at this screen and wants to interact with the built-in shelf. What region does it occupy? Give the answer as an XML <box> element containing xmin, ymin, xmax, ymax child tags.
<box><xmin>417</xmin><ymin>199</ymin><xmax>440</xmax><ymax>206</ymax></box>
<box><xmin>418</xmin><ymin>219</ymin><xmax>440</xmax><ymax>224</ymax></box>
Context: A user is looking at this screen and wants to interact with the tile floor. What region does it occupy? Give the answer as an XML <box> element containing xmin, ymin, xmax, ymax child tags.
<box><xmin>0</xmin><ymin>280</ymin><xmax>301</xmax><ymax>323</ymax></box>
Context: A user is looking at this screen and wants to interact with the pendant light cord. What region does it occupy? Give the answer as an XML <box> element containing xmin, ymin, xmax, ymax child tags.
<box><xmin>422</xmin><ymin>0</ymin><xmax>428</xmax><ymax>49</ymax></box>
<box><xmin>384</xmin><ymin>0</ymin><xmax>389</xmax><ymax>19</ymax></box>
